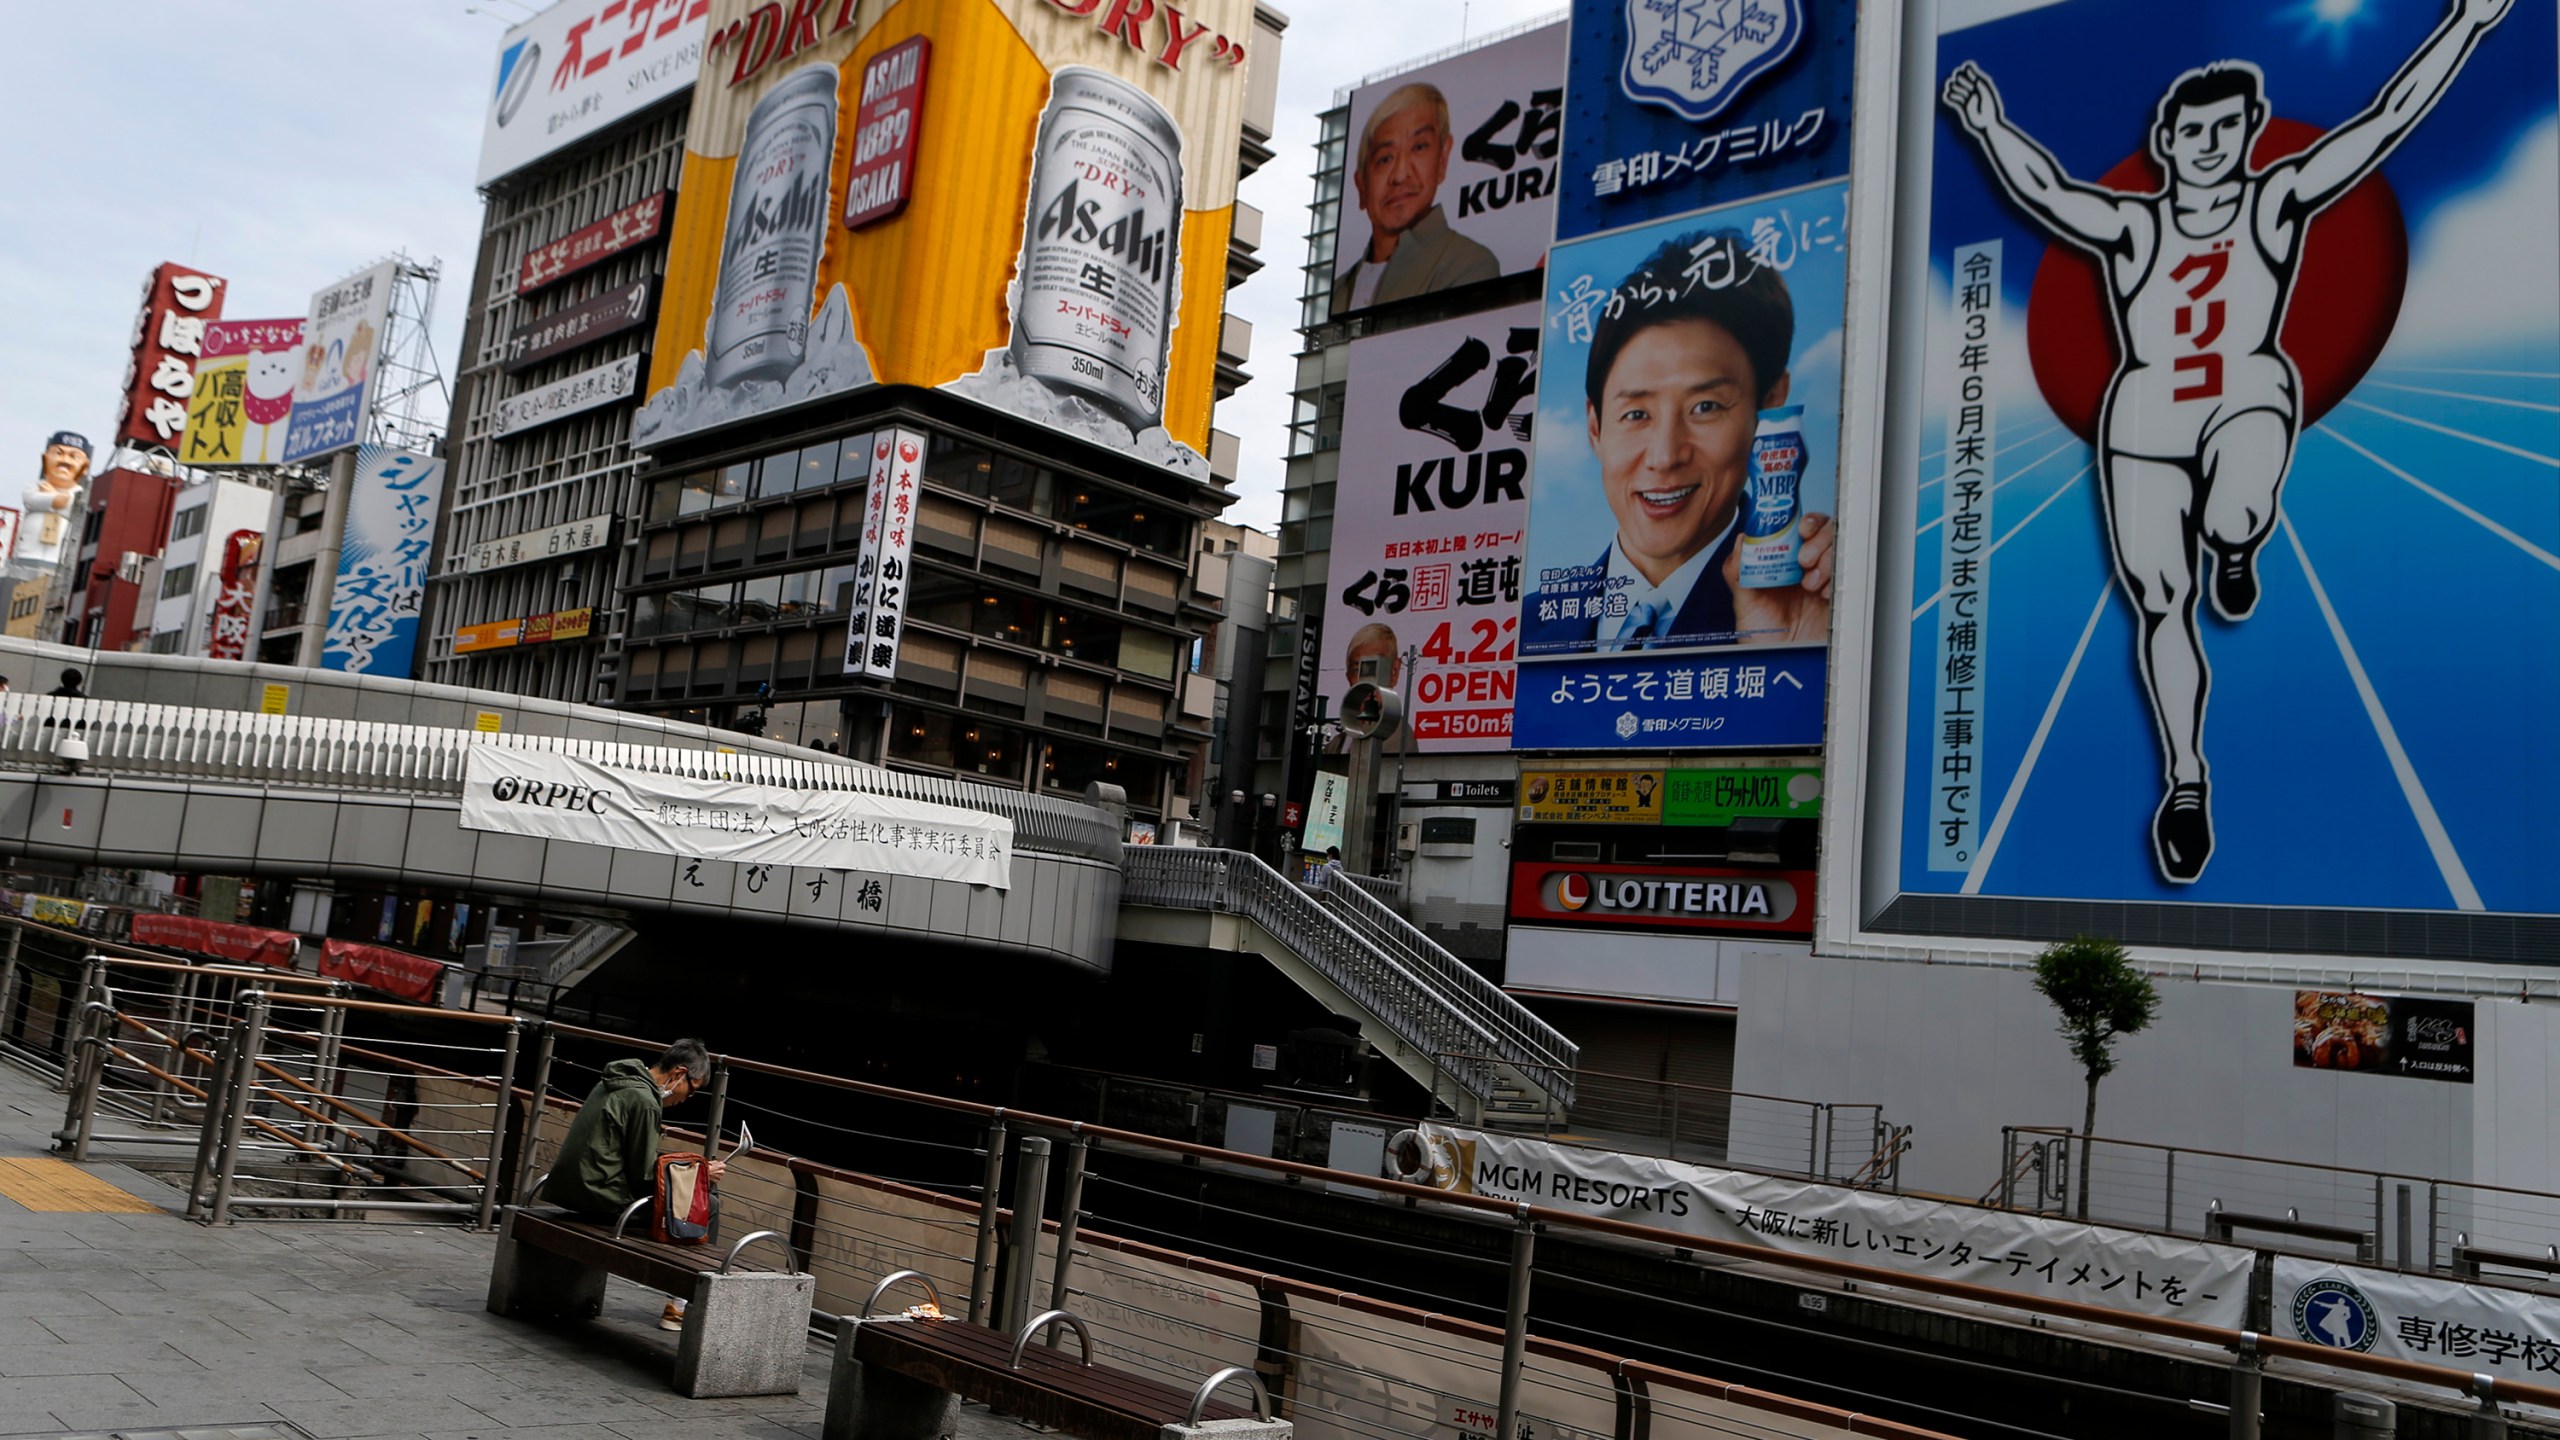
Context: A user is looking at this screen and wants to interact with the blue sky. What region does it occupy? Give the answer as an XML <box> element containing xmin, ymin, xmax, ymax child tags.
<box><xmin>2</xmin><ymin>0</ymin><xmax>1570</xmax><ymax>533</ymax></box>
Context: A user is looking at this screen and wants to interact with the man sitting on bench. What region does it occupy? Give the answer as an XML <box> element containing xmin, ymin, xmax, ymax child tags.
<box><xmin>542</xmin><ymin>1037</ymin><xmax>727</xmax><ymax>1330</ymax></box>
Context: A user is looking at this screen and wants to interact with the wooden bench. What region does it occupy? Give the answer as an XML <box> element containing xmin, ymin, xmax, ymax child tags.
<box><xmin>824</xmin><ymin>1273</ymin><xmax>1284</xmax><ymax>1440</ymax></box>
<box><xmin>2452</xmin><ymin>1242</ymin><xmax>2560</xmax><ymax>1282</ymax></box>
<box><xmin>487</xmin><ymin>1197</ymin><xmax>815</xmax><ymax>1399</ymax></box>
<box><xmin>2204</xmin><ymin>1207</ymin><xmax>2376</xmax><ymax>1261</ymax></box>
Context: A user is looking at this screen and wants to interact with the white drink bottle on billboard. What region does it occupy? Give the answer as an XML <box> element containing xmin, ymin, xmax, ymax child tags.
<box><xmin>1737</xmin><ymin>405</ymin><xmax>1806</xmax><ymax>589</ymax></box>
<box><xmin>1010</xmin><ymin>67</ymin><xmax>1184</xmax><ymax>430</ymax></box>
<box><xmin>708</xmin><ymin>63</ymin><xmax>840</xmax><ymax>388</ymax></box>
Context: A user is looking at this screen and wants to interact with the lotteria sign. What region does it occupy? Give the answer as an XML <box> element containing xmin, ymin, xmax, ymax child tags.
<box><xmin>1508</xmin><ymin>861</ymin><xmax>1812</xmax><ymax>936</ymax></box>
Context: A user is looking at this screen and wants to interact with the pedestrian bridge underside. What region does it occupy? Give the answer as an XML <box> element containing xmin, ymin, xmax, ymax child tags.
<box><xmin>0</xmin><ymin>640</ymin><xmax>1122</xmax><ymax>972</ymax></box>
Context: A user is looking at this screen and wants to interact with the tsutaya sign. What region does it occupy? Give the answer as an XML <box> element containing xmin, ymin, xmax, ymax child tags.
<box><xmin>460</xmin><ymin>747</ymin><xmax>1013</xmax><ymax>888</ymax></box>
<box><xmin>1411</xmin><ymin>1124</ymin><xmax>2253</xmax><ymax>1327</ymax></box>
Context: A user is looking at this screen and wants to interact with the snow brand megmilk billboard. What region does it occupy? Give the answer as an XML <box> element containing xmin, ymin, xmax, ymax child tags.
<box><xmin>637</xmin><ymin>0</ymin><xmax>1265</xmax><ymax>480</ymax></box>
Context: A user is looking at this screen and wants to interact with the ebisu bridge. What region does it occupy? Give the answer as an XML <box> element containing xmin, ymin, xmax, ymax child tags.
<box><xmin>0</xmin><ymin>638</ymin><xmax>1577</xmax><ymax>1124</ymax></box>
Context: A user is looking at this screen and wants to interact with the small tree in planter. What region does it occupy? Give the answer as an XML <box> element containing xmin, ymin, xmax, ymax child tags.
<box><xmin>2031</xmin><ymin>937</ymin><xmax>2159</xmax><ymax>1220</ymax></box>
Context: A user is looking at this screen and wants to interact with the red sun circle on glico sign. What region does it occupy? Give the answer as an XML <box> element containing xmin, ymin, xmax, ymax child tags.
<box><xmin>2025</xmin><ymin>118</ymin><xmax>2408</xmax><ymax>442</ymax></box>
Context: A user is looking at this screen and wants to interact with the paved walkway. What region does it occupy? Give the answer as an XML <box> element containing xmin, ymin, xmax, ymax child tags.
<box><xmin>0</xmin><ymin>1058</ymin><xmax>993</xmax><ymax>1440</ymax></box>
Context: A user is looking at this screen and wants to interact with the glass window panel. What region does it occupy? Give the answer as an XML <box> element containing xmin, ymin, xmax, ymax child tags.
<box><xmin>835</xmin><ymin>431</ymin><xmax>874</xmax><ymax>485</ymax></box>
<box><xmin>646</xmin><ymin>478</ymin><xmax>683</xmax><ymax>525</ymax></box>
<box><xmin>798</xmin><ymin>440</ymin><xmax>839</xmax><ymax>492</ymax></box>
<box><xmin>775</xmin><ymin>568</ymin><xmax>820</xmax><ymax>620</ymax></box>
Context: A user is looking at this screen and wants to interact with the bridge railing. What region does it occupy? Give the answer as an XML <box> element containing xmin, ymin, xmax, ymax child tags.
<box><xmin>1998</xmin><ymin>1124</ymin><xmax>2560</xmax><ymax>1281</ymax></box>
<box><xmin>0</xmin><ymin>695</ymin><xmax>1123</xmax><ymax>862</ymax></box>
<box><xmin>1120</xmin><ymin>847</ymin><xmax>1576</xmax><ymax>1109</ymax></box>
<box><xmin>18</xmin><ymin>969</ymin><xmax>2560</xmax><ymax>1432</ymax></box>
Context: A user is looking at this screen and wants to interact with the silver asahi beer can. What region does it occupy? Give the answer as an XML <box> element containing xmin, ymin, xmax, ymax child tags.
<box><xmin>1010</xmin><ymin>67</ymin><xmax>1184</xmax><ymax>430</ymax></box>
<box><xmin>708</xmin><ymin>62</ymin><xmax>840</xmax><ymax>388</ymax></box>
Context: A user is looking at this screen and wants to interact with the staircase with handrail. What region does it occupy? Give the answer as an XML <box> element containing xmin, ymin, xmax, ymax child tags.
<box><xmin>1118</xmin><ymin>846</ymin><xmax>1576</xmax><ymax>1122</ymax></box>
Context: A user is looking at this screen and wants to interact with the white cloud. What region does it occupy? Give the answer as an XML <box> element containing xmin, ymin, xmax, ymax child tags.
<box><xmin>2386</xmin><ymin>114</ymin><xmax>2560</xmax><ymax>361</ymax></box>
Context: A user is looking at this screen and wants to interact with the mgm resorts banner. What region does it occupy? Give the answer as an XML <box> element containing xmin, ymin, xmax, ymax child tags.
<box><xmin>461</xmin><ymin>748</ymin><xmax>1013</xmax><ymax>889</ymax></box>
<box><xmin>636</xmin><ymin>0</ymin><xmax>1263</xmax><ymax>480</ymax></box>
<box><xmin>2273</xmin><ymin>1257</ymin><xmax>2560</xmax><ymax>1376</ymax></box>
<box><xmin>1414</xmin><ymin>1124</ymin><xmax>2250</xmax><ymax>1326</ymax></box>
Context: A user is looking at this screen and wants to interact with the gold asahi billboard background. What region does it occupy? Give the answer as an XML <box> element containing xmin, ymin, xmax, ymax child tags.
<box><xmin>640</xmin><ymin>0</ymin><xmax>1258</xmax><ymax>472</ymax></box>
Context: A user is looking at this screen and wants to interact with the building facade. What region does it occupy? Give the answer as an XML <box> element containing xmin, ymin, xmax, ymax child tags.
<box><xmin>421</xmin><ymin>100</ymin><xmax>691</xmax><ymax>702</ymax></box>
<box><xmin>145</xmin><ymin>472</ymin><xmax>274</xmax><ymax>657</ymax></box>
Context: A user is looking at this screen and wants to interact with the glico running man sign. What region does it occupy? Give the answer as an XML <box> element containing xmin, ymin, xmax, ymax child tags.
<box><xmin>635</xmin><ymin>0</ymin><xmax>1265</xmax><ymax>482</ymax></box>
<box><xmin>1835</xmin><ymin>0</ymin><xmax>2560</xmax><ymax>953</ymax></box>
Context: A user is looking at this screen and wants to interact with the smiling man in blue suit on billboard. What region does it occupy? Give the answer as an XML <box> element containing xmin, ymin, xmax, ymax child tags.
<box><xmin>1522</xmin><ymin>232</ymin><xmax>1836</xmax><ymax>656</ymax></box>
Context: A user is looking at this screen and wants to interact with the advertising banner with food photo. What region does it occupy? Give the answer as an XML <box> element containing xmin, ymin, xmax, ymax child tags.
<box><xmin>1407</xmin><ymin>1123</ymin><xmax>2253</xmax><ymax>1326</ymax></box>
<box><xmin>1333</xmin><ymin>23</ymin><xmax>1565</xmax><ymax>317</ymax></box>
<box><xmin>1322</xmin><ymin>303</ymin><xmax>1541</xmax><ymax>752</ymax></box>
<box><xmin>2294</xmin><ymin>991</ymin><xmax>2474</xmax><ymax>1084</ymax></box>
<box><xmin>635</xmin><ymin>0</ymin><xmax>1264</xmax><ymax>481</ymax></box>
<box><xmin>284</xmin><ymin>261</ymin><xmax>398</xmax><ymax>465</ymax></box>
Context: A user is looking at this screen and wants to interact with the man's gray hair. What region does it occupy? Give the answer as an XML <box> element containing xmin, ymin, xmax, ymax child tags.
<box><xmin>657</xmin><ymin>1038</ymin><xmax>711</xmax><ymax>1084</ymax></box>
<box><xmin>1359</xmin><ymin>82</ymin><xmax>1452</xmax><ymax>163</ymax></box>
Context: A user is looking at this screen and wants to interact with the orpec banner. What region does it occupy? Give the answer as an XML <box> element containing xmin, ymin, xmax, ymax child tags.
<box><xmin>637</xmin><ymin>0</ymin><xmax>1263</xmax><ymax>479</ymax></box>
<box><xmin>1871</xmin><ymin>0</ymin><xmax>2559</xmax><ymax>923</ymax></box>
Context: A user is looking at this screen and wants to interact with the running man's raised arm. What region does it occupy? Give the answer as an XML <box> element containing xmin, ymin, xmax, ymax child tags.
<box><xmin>2284</xmin><ymin>0</ymin><xmax>2512</xmax><ymax>212</ymax></box>
<box><xmin>1943</xmin><ymin>62</ymin><xmax>2137</xmax><ymax>252</ymax></box>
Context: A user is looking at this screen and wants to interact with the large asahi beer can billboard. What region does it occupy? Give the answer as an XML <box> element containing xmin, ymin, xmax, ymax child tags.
<box><xmin>477</xmin><ymin>0</ymin><xmax>708</xmax><ymax>186</ymax></box>
<box><xmin>1827</xmin><ymin>0</ymin><xmax>2560</xmax><ymax>958</ymax></box>
<box><xmin>1332</xmin><ymin>23</ymin><xmax>1565</xmax><ymax>317</ymax></box>
<box><xmin>1323</xmin><ymin>303</ymin><xmax>1540</xmax><ymax>751</ymax></box>
<box><xmin>637</xmin><ymin>0</ymin><xmax>1263</xmax><ymax>479</ymax></box>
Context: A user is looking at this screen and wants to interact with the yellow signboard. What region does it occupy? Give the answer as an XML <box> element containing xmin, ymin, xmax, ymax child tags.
<box><xmin>473</xmin><ymin>712</ymin><xmax>504</xmax><ymax>734</ymax></box>
<box><xmin>258</xmin><ymin>683</ymin><xmax>290</xmax><ymax>715</ymax></box>
<box><xmin>638</xmin><ymin>0</ymin><xmax>1261</xmax><ymax>476</ymax></box>
<box><xmin>1517</xmin><ymin>770</ymin><xmax>1664</xmax><ymax>825</ymax></box>
<box><xmin>454</xmin><ymin>620</ymin><xmax>524</xmax><ymax>655</ymax></box>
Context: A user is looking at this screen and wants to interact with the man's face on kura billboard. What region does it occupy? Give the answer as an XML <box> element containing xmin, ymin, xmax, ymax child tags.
<box><xmin>1355</xmin><ymin>92</ymin><xmax>1453</xmax><ymax>244</ymax></box>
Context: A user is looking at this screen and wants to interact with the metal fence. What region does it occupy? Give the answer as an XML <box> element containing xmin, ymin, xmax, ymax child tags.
<box><xmin>0</xmin><ymin>694</ymin><xmax>1124</xmax><ymax>861</ymax></box>
<box><xmin>7</xmin><ymin>949</ymin><xmax>2557</xmax><ymax>1436</ymax></box>
<box><xmin>1447</xmin><ymin>1052</ymin><xmax>1901</xmax><ymax>1187</ymax></box>
<box><xmin>1997</xmin><ymin>1126</ymin><xmax>2560</xmax><ymax>1285</ymax></box>
<box><xmin>48</xmin><ymin>951</ymin><xmax>524</xmax><ymax>1225</ymax></box>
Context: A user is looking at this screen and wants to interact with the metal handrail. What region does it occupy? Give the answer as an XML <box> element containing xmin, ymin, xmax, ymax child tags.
<box><xmin>0</xmin><ymin>695</ymin><xmax>1122</xmax><ymax>861</ymax></box>
<box><xmin>1315</xmin><ymin>876</ymin><xmax>1579</xmax><ymax>1097</ymax></box>
<box><xmin>1187</xmin><ymin>1366</ymin><xmax>1272</xmax><ymax>1423</ymax></box>
<box><xmin>1009</xmin><ymin>1309</ymin><xmax>1092</xmax><ymax>1369</ymax></box>
<box><xmin>1123</xmin><ymin>849</ymin><xmax>1502</xmax><ymax>1102</ymax></box>
<box><xmin>1121</xmin><ymin>847</ymin><xmax>1573</xmax><ymax>1108</ymax></box>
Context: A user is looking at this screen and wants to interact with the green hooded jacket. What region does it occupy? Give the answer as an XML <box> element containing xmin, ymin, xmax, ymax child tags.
<box><xmin>541</xmin><ymin>1058</ymin><xmax>663</xmax><ymax>1217</ymax></box>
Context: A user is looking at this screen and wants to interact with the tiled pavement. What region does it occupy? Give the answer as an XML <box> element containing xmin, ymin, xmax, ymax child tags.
<box><xmin>0</xmin><ymin>1060</ymin><xmax>1008</xmax><ymax>1440</ymax></box>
